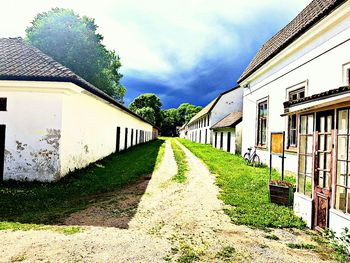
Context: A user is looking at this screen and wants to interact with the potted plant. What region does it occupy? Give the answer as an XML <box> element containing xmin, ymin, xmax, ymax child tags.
<box><xmin>268</xmin><ymin>180</ymin><xmax>295</xmax><ymax>206</ymax></box>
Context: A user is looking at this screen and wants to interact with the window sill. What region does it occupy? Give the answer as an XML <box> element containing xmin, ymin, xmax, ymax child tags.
<box><xmin>286</xmin><ymin>147</ymin><xmax>298</xmax><ymax>154</ymax></box>
<box><xmin>256</xmin><ymin>145</ymin><xmax>267</xmax><ymax>150</ymax></box>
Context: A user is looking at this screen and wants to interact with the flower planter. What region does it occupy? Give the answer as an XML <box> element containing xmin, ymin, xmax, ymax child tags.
<box><xmin>269</xmin><ymin>180</ymin><xmax>295</xmax><ymax>206</ymax></box>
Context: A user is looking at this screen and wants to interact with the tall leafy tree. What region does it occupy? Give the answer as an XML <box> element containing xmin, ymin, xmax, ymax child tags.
<box><xmin>177</xmin><ymin>103</ymin><xmax>203</xmax><ymax>124</ymax></box>
<box><xmin>26</xmin><ymin>8</ymin><xmax>125</xmax><ymax>102</ymax></box>
<box><xmin>160</xmin><ymin>108</ymin><xmax>179</xmax><ymax>136</ymax></box>
<box><xmin>129</xmin><ymin>94</ymin><xmax>162</xmax><ymax>125</ymax></box>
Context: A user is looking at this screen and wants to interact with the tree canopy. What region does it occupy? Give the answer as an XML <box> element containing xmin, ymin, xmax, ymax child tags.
<box><xmin>129</xmin><ymin>94</ymin><xmax>162</xmax><ymax>126</ymax></box>
<box><xmin>129</xmin><ymin>93</ymin><xmax>202</xmax><ymax>135</ymax></box>
<box><xmin>26</xmin><ymin>8</ymin><xmax>125</xmax><ymax>102</ymax></box>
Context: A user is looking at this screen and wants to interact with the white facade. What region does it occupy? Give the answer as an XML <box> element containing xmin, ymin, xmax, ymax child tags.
<box><xmin>239</xmin><ymin>2</ymin><xmax>350</xmax><ymax>232</ymax></box>
<box><xmin>212</xmin><ymin>128</ymin><xmax>236</xmax><ymax>154</ymax></box>
<box><xmin>0</xmin><ymin>80</ymin><xmax>155</xmax><ymax>182</ymax></box>
<box><xmin>186</xmin><ymin>86</ymin><xmax>243</xmax><ymax>145</ymax></box>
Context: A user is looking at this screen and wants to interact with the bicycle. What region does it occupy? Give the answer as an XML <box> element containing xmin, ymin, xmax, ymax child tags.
<box><xmin>243</xmin><ymin>147</ymin><xmax>261</xmax><ymax>165</ymax></box>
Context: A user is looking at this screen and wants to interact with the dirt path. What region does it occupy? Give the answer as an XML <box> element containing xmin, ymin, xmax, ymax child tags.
<box><xmin>0</xmin><ymin>140</ymin><xmax>334</xmax><ymax>262</ymax></box>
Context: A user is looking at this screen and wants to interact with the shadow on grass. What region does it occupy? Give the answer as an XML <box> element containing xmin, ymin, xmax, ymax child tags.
<box><xmin>0</xmin><ymin>139</ymin><xmax>165</xmax><ymax>229</ymax></box>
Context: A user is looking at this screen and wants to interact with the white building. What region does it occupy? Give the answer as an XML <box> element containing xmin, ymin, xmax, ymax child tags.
<box><xmin>211</xmin><ymin>112</ymin><xmax>242</xmax><ymax>154</ymax></box>
<box><xmin>238</xmin><ymin>0</ymin><xmax>350</xmax><ymax>232</ymax></box>
<box><xmin>186</xmin><ymin>86</ymin><xmax>243</xmax><ymax>147</ymax></box>
<box><xmin>0</xmin><ymin>37</ymin><xmax>157</xmax><ymax>182</ymax></box>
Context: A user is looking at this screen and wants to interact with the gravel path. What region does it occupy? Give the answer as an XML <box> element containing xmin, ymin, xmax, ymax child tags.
<box><xmin>0</xmin><ymin>140</ymin><xmax>334</xmax><ymax>262</ymax></box>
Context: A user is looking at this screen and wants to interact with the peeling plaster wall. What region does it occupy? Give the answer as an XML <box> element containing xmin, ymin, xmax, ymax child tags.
<box><xmin>0</xmin><ymin>82</ymin><xmax>63</xmax><ymax>181</ymax></box>
<box><xmin>59</xmin><ymin>85</ymin><xmax>153</xmax><ymax>177</ymax></box>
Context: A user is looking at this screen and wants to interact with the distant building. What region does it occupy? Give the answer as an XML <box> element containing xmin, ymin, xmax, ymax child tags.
<box><xmin>238</xmin><ymin>0</ymin><xmax>350</xmax><ymax>232</ymax></box>
<box><xmin>185</xmin><ymin>86</ymin><xmax>243</xmax><ymax>154</ymax></box>
<box><xmin>211</xmin><ymin>112</ymin><xmax>242</xmax><ymax>154</ymax></box>
<box><xmin>0</xmin><ymin>37</ymin><xmax>157</xmax><ymax>182</ymax></box>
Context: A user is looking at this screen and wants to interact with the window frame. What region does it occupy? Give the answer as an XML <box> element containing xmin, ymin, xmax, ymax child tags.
<box><xmin>342</xmin><ymin>62</ymin><xmax>350</xmax><ymax>86</ymax></box>
<box><xmin>287</xmin><ymin>87</ymin><xmax>306</xmax><ymax>150</ymax></box>
<box><xmin>256</xmin><ymin>99</ymin><xmax>268</xmax><ymax>148</ymax></box>
<box><xmin>335</xmin><ymin>108</ymin><xmax>350</xmax><ymax>215</ymax></box>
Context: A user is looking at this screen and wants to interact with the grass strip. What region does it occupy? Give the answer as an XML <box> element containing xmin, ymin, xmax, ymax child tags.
<box><xmin>178</xmin><ymin>138</ymin><xmax>305</xmax><ymax>229</ymax></box>
<box><xmin>0</xmin><ymin>139</ymin><xmax>165</xmax><ymax>224</ymax></box>
<box><xmin>171</xmin><ymin>139</ymin><xmax>189</xmax><ymax>183</ymax></box>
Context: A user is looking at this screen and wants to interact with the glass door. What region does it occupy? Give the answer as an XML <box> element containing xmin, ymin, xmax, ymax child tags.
<box><xmin>314</xmin><ymin>111</ymin><xmax>334</xmax><ymax>231</ymax></box>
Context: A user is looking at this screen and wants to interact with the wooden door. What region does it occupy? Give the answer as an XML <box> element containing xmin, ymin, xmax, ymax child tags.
<box><xmin>314</xmin><ymin>111</ymin><xmax>334</xmax><ymax>231</ymax></box>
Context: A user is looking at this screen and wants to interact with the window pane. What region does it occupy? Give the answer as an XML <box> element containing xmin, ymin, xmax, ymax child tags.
<box><xmin>300</xmin><ymin>116</ymin><xmax>307</xmax><ymax>134</ymax></box>
<box><xmin>326</xmin><ymin>135</ymin><xmax>332</xmax><ymax>151</ymax></box>
<box><xmin>319</xmin><ymin>135</ymin><xmax>325</xmax><ymax>151</ymax></box>
<box><xmin>337</xmin><ymin>161</ymin><xmax>347</xmax><ymax>186</ymax></box>
<box><xmin>338</xmin><ymin>136</ymin><xmax>347</xmax><ymax>160</ymax></box>
<box><xmin>306</xmin><ymin>176</ymin><xmax>312</xmax><ymax>197</ymax></box>
<box><xmin>298</xmin><ymin>174</ymin><xmax>305</xmax><ymax>194</ymax></box>
<box><xmin>336</xmin><ymin>186</ymin><xmax>347</xmax><ymax>213</ymax></box>
<box><xmin>307</xmin><ymin>115</ymin><xmax>314</xmax><ymax>134</ymax></box>
<box><xmin>307</xmin><ymin>136</ymin><xmax>313</xmax><ymax>154</ymax></box>
<box><xmin>299</xmin><ymin>155</ymin><xmax>305</xmax><ymax>173</ymax></box>
<box><xmin>319</xmin><ymin>153</ymin><xmax>324</xmax><ymax>169</ymax></box>
<box><xmin>325</xmin><ymin>172</ymin><xmax>331</xmax><ymax>188</ymax></box>
<box><xmin>326</xmin><ymin>115</ymin><xmax>332</xmax><ymax>132</ymax></box>
<box><xmin>290</xmin><ymin>130</ymin><xmax>296</xmax><ymax>146</ymax></box>
<box><xmin>326</xmin><ymin>153</ymin><xmax>331</xmax><ymax>170</ymax></box>
<box><xmin>306</xmin><ymin>156</ymin><xmax>313</xmax><ymax>174</ymax></box>
<box><xmin>320</xmin><ymin>117</ymin><xmax>325</xmax><ymax>133</ymax></box>
<box><xmin>300</xmin><ymin>136</ymin><xmax>306</xmax><ymax>154</ymax></box>
<box><xmin>338</xmin><ymin>110</ymin><xmax>348</xmax><ymax>134</ymax></box>
<box><xmin>299</xmin><ymin>91</ymin><xmax>305</xmax><ymax>99</ymax></box>
<box><xmin>318</xmin><ymin>171</ymin><xmax>324</xmax><ymax>187</ymax></box>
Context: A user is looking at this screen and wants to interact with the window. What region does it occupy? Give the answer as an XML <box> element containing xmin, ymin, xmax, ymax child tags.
<box><xmin>288</xmin><ymin>115</ymin><xmax>297</xmax><ymax>147</ymax></box>
<box><xmin>343</xmin><ymin>63</ymin><xmax>350</xmax><ymax>86</ymax></box>
<box><xmin>0</xmin><ymin>98</ymin><xmax>7</xmax><ymax>111</ymax></box>
<box><xmin>336</xmin><ymin>109</ymin><xmax>350</xmax><ymax>214</ymax></box>
<box><xmin>287</xmin><ymin>88</ymin><xmax>305</xmax><ymax>148</ymax></box>
<box><xmin>297</xmin><ymin>114</ymin><xmax>314</xmax><ymax>197</ymax></box>
<box><xmin>257</xmin><ymin>100</ymin><xmax>268</xmax><ymax>146</ymax></box>
<box><xmin>289</xmin><ymin>88</ymin><xmax>305</xmax><ymax>101</ymax></box>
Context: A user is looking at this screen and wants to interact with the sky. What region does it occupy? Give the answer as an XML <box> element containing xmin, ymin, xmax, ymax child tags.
<box><xmin>0</xmin><ymin>0</ymin><xmax>311</xmax><ymax>108</ymax></box>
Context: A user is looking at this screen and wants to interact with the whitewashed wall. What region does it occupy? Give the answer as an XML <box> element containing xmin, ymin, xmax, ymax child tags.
<box><xmin>0</xmin><ymin>80</ymin><xmax>154</xmax><ymax>182</ymax></box>
<box><xmin>0</xmin><ymin>81</ymin><xmax>64</xmax><ymax>181</ymax></box>
<box><xmin>212</xmin><ymin>129</ymin><xmax>237</xmax><ymax>154</ymax></box>
<box><xmin>60</xmin><ymin>84</ymin><xmax>154</xmax><ymax>177</ymax></box>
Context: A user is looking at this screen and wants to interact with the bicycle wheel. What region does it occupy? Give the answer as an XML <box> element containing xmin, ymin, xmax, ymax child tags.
<box><xmin>243</xmin><ymin>153</ymin><xmax>250</xmax><ymax>162</ymax></box>
<box><xmin>252</xmin><ymin>154</ymin><xmax>260</xmax><ymax>165</ymax></box>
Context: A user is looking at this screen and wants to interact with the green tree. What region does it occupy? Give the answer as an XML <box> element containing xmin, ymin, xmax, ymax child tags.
<box><xmin>134</xmin><ymin>107</ymin><xmax>156</xmax><ymax>124</ymax></box>
<box><xmin>177</xmin><ymin>103</ymin><xmax>203</xmax><ymax>124</ymax></box>
<box><xmin>129</xmin><ymin>94</ymin><xmax>162</xmax><ymax>125</ymax></box>
<box><xmin>160</xmin><ymin>108</ymin><xmax>179</xmax><ymax>136</ymax></box>
<box><xmin>26</xmin><ymin>8</ymin><xmax>125</xmax><ymax>102</ymax></box>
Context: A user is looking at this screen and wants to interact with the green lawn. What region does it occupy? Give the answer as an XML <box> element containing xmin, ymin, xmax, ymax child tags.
<box><xmin>178</xmin><ymin>138</ymin><xmax>305</xmax><ymax>229</ymax></box>
<box><xmin>0</xmin><ymin>139</ymin><xmax>165</xmax><ymax>225</ymax></box>
<box><xmin>170</xmin><ymin>139</ymin><xmax>188</xmax><ymax>183</ymax></box>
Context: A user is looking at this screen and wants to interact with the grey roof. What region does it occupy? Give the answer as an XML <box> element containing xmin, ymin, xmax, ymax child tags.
<box><xmin>238</xmin><ymin>0</ymin><xmax>346</xmax><ymax>83</ymax></box>
<box><xmin>211</xmin><ymin>112</ymin><xmax>242</xmax><ymax>129</ymax></box>
<box><xmin>0</xmin><ymin>37</ymin><xmax>155</xmax><ymax>127</ymax></box>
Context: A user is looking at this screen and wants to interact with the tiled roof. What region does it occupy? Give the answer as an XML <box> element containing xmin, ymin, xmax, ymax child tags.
<box><xmin>188</xmin><ymin>86</ymin><xmax>240</xmax><ymax>124</ymax></box>
<box><xmin>211</xmin><ymin>111</ymin><xmax>242</xmax><ymax>129</ymax></box>
<box><xmin>238</xmin><ymin>0</ymin><xmax>346</xmax><ymax>83</ymax></box>
<box><xmin>0</xmin><ymin>37</ymin><xmax>155</xmax><ymax>127</ymax></box>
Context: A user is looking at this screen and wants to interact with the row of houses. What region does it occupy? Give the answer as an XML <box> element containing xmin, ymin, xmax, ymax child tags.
<box><xmin>182</xmin><ymin>0</ymin><xmax>350</xmax><ymax>234</ymax></box>
<box><xmin>0</xmin><ymin>37</ymin><xmax>158</xmax><ymax>182</ymax></box>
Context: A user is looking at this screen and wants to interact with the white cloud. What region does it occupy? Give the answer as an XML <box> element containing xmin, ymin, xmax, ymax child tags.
<box><xmin>0</xmin><ymin>0</ymin><xmax>311</xmax><ymax>82</ymax></box>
